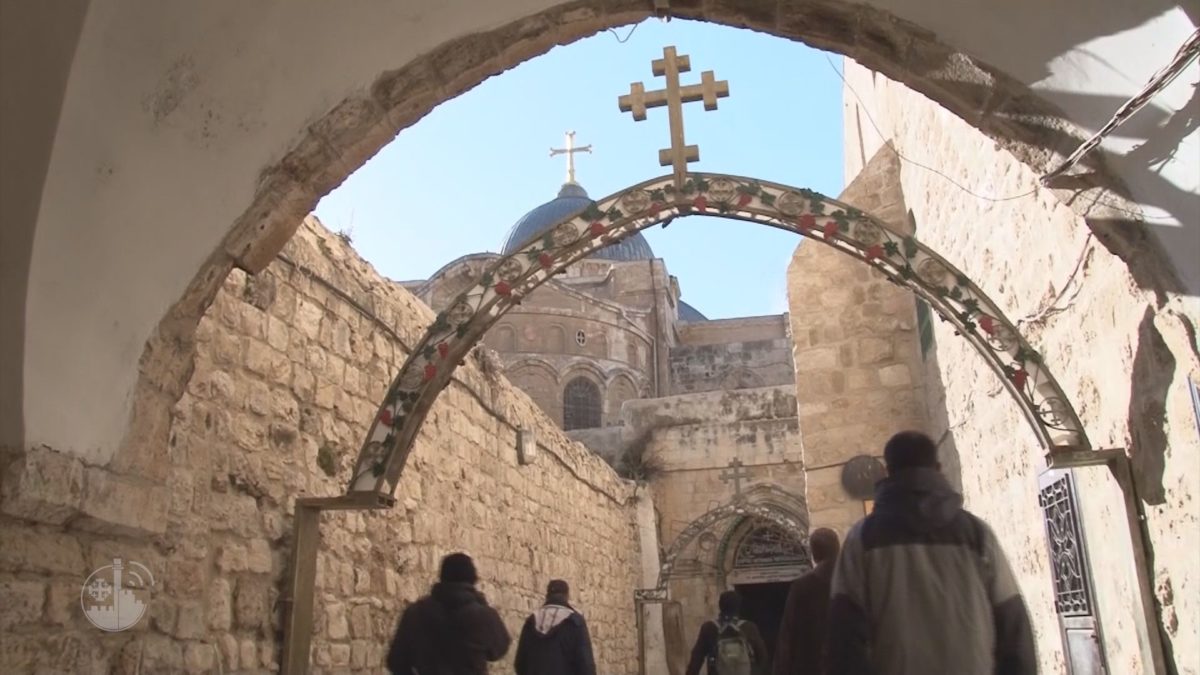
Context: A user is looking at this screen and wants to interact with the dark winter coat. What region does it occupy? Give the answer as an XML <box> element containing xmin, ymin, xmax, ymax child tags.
<box><xmin>513</xmin><ymin>597</ymin><xmax>596</xmax><ymax>675</ymax></box>
<box><xmin>386</xmin><ymin>581</ymin><xmax>512</xmax><ymax>675</ymax></box>
<box><xmin>827</xmin><ymin>467</ymin><xmax>1037</xmax><ymax>675</ymax></box>
<box><xmin>684</xmin><ymin>617</ymin><xmax>769</xmax><ymax>675</ymax></box>
<box><xmin>772</xmin><ymin>559</ymin><xmax>835</xmax><ymax>675</ymax></box>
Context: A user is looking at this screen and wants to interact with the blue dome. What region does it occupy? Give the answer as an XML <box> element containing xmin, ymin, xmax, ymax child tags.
<box><xmin>500</xmin><ymin>183</ymin><xmax>656</xmax><ymax>262</ymax></box>
<box><xmin>678</xmin><ymin>300</ymin><xmax>708</xmax><ymax>322</ymax></box>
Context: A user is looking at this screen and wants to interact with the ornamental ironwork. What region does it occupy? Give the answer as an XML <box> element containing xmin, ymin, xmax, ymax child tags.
<box><xmin>1039</xmin><ymin>473</ymin><xmax>1093</xmax><ymax>616</ymax></box>
<box><xmin>732</xmin><ymin>522</ymin><xmax>812</xmax><ymax>571</ymax></box>
<box><xmin>345</xmin><ymin>172</ymin><xmax>1093</xmax><ymax>496</ymax></box>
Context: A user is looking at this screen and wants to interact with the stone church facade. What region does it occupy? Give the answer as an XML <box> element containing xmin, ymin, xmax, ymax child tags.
<box><xmin>404</xmin><ymin>178</ymin><xmax>811</xmax><ymax>664</ymax></box>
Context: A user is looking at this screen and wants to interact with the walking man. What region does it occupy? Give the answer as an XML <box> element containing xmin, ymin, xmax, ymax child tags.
<box><xmin>773</xmin><ymin>528</ymin><xmax>840</xmax><ymax>675</ymax></box>
<box><xmin>827</xmin><ymin>431</ymin><xmax>1037</xmax><ymax>674</ymax></box>
<box><xmin>685</xmin><ymin>589</ymin><xmax>769</xmax><ymax>675</ymax></box>
<box><xmin>387</xmin><ymin>552</ymin><xmax>511</xmax><ymax>674</ymax></box>
<box><xmin>514</xmin><ymin>579</ymin><xmax>597</xmax><ymax>675</ymax></box>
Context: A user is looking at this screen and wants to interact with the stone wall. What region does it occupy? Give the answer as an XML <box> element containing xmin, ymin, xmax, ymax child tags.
<box><xmin>842</xmin><ymin>61</ymin><xmax>1200</xmax><ymax>674</ymax></box>
<box><xmin>668</xmin><ymin>338</ymin><xmax>794</xmax><ymax>395</ymax></box>
<box><xmin>786</xmin><ymin>144</ymin><xmax>927</xmax><ymax>536</ymax></box>
<box><xmin>0</xmin><ymin>218</ymin><xmax>641</xmax><ymax>674</ymax></box>
<box><xmin>626</xmin><ymin>386</ymin><xmax>807</xmax><ymax>665</ymax></box>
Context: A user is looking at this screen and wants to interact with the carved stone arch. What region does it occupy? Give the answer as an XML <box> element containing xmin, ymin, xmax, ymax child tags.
<box><xmin>715</xmin><ymin>516</ymin><xmax>814</xmax><ymax>585</ymax></box>
<box><xmin>545</xmin><ymin>324</ymin><xmax>566</xmax><ymax>353</ymax></box>
<box><xmin>561</xmin><ymin>359</ymin><xmax>608</xmax><ymax>383</ymax></box>
<box><xmin>606</xmin><ymin>371</ymin><xmax>642</xmax><ymax>425</ymax></box>
<box><xmin>656</xmin><ymin>500</ymin><xmax>810</xmax><ymax>593</ymax></box>
<box><xmin>349</xmin><ymin>173</ymin><xmax>1092</xmax><ymax>495</ymax></box>
<box><xmin>505</xmin><ymin>357</ymin><xmax>560</xmax><ymax>384</ymax></box>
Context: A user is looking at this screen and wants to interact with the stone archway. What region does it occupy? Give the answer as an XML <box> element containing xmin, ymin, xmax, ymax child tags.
<box><xmin>97</xmin><ymin>2</ymin><xmax>1180</xmax><ymax>513</ymax></box>
<box><xmin>347</xmin><ymin>172</ymin><xmax>1093</xmax><ymax>496</ymax></box>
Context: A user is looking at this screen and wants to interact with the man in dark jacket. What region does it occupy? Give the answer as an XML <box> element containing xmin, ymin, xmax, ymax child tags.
<box><xmin>685</xmin><ymin>590</ymin><xmax>769</xmax><ymax>675</ymax></box>
<box><xmin>773</xmin><ymin>528</ymin><xmax>839</xmax><ymax>675</ymax></box>
<box><xmin>387</xmin><ymin>552</ymin><xmax>511</xmax><ymax>675</ymax></box>
<box><xmin>827</xmin><ymin>431</ymin><xmax>1037</xmax><ymax>675</ymax></box>
<box><xmin>513</xmin><ymin>579</ymin><xmax>596</xmax><ymax>675</ymax></box>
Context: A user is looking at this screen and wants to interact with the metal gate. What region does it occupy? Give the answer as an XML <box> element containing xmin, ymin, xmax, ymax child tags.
<box><xmin>1039</xmin><ymin>469</ymin><xmax>1109</xmax><ymax>674</ymax></box>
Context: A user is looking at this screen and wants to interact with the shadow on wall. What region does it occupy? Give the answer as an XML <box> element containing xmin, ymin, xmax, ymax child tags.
<box><xmin>1127</xmin><ymin>306</ymin><xmax>1177</xmax><ymax>506</ymax></box>
<box><xmin>1124</xmin><ymin>305</ymin><xmax>1183</xmax><ymax>672</ymax></box>
<box><xmin>916</xmin><ymin>323</ymin><xmax>966</xmax><ymax>494</ymax></box>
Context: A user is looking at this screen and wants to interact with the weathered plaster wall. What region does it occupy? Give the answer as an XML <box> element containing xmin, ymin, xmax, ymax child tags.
<box><xmin>0</xmin><ymin>218</ymin><xmax>640</xmax><ymax>674</ymax></box>
<box><xmin>843</xmin><ymin>60</ymin><xmax>1200</xmax><ymax>674</ymax></box>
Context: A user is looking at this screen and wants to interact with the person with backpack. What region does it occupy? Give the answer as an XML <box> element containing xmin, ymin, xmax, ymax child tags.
<box><xmin>685</xmin><ymin>590</ymin><xmax>769</xmax><ymax>675</ymax></box>
<box><xmin>513</xmin><ymin>579</ymin><xmax>597</xmax><ymax>675</ymax></box>
<box><xmin>386</xmin><ymin>552</ymin><xmax>512</xmax><ymax>674</ymax></box>
<box><xmin>827</xmin><ymin>431</ymin><xmax>1037</xmax><ymax>674</ymax></box>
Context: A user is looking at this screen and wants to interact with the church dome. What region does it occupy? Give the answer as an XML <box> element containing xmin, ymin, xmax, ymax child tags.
<box><xmin>500</xmin><ymin>183</ymin><xmax>656</xmax><ymax>262</ymax></box>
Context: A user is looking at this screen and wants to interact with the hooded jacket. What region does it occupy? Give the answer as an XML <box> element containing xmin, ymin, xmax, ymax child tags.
<box><xmin>827</xmin><ymin>468</ymin><xmax>1037</xmax><ymax>675</ymax></box>
<box><xmin>386</xmin><ymin>582</ymin><xmax>511</xmax><ymax>675</ymax></box>
<box><xmin>513</xmin><ymin>594</ymin><xmax>596</xmax><ymax>675</ymax></box>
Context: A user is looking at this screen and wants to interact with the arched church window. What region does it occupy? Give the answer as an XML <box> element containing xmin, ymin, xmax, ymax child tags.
<box><xmin>562</xmin><ymin>377</ymin><xmax>602</xmax><ymax>430</ymax></box>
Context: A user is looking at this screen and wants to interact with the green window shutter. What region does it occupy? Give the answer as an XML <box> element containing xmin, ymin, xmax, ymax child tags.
<box><xmin>916</xmin><ymin>299</ymin><xmax>934</xmax><ymax>359</ymax></box>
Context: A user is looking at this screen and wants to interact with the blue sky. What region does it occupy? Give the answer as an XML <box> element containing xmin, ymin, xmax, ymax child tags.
<box><xmin>315</xmin><ymin>19</ymin><xmax>845</xmax><ymax>319</ymax></box>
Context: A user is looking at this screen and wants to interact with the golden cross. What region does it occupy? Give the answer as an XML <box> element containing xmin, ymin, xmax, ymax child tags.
<box><xmin>549</xmin><ymin>131</ymin><xmax>592</xmax><ymax>185</ymax></box>
<box><xmin>619</xmin><ymin>46</ymin><xmax>729</xmax><ymax>193</ymax></box>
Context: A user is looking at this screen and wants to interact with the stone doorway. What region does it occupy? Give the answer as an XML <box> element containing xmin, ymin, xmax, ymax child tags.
<box><xmin>734</xmin><ymin>581</ymin><xmax>791</xmax><ymax>664</ymax></box>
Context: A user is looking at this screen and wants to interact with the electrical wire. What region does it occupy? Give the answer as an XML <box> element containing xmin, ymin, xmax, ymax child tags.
<box><xmin>608</xmin><ymin>23</ymin><xmax>640</xmax><ymax>44</ymax></box>
<box><xmin>825</xmin><ymin>55</ymin><xmax>1181</xmax><ymax>222</ymax></box>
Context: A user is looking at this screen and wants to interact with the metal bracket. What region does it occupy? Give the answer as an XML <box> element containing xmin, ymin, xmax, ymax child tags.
<box><xmin>1045</xmin><ymin>446</ymin><xmax>1125</xmax><ymax>470</ymax></box>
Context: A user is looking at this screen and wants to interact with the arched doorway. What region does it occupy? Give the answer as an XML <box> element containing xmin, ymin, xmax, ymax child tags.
<box><xmin>720</xmin><ymin>518</ymin><xmax>813</xmax><ymax>663</ymax></box>
<box><xmin>347</xmin><ymin>171</ymin><xmax>1092</xmax><ymax>495</ymax></box>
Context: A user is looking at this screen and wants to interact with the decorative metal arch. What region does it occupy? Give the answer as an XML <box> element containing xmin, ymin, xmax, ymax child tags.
<box><xmin>347</xmin><ymin>172</ymin><xmax>1091</xmax><ymax>495</ymax></box>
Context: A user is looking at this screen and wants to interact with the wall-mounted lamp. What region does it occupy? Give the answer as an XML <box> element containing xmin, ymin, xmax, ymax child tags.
<box><xmin>517</xmin><ymin>429</ymin><xmax>538</xmax><ymax>465</ymax></box>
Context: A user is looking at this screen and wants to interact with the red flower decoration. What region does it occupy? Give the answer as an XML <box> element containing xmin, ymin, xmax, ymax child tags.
<box><xmin>797</xmin><ymin>214</ymin><xmax>817</xmax><ymax>232</ymax></box>
<box><xmin>737</xmin><ymin>193</ymin><xmax>753</xmax><ymax>208</ymax></box>
<box><xmin>437</xmin><ymin>342</ymin><xmax>449</xmax><ymax>359</ymax></box>
<box><xmin>589</xmin><ymin>222</ymin><xmax>606</xmax><ymax>237</ymax></box>
<box><xmin>865</xmin><ymin>244</ymin><xmax>885</xmax><ymax>261</ymax></box>
<box><xmin>1010</xmin><ymin>368</ymin><xmax>1028</xmax><ymax>390</ymax></box>
<box><xmin>823</xmin><ymin>221</ymin><xmax>840</xmax><ymax>239</ymax></box>
<box><xmin>538</xmin><ymin>252</ymin><xmax>554</xmax><ymax>269</ymax></box>
<box><xmin>647</xmin><ymin>202</ymin><xmax>663</xmax><ymax>216</ymax></box>
<box><xmin>494</xmin><ymin>281</ymin><xmax>512</xmax><ymax>297</ymax></box>
<box><xmin>979</xmin><ymin>315</ymin><xmax>995</xmax><ymax>335</ymax></box>
<box><xmin>378</xmin><ymin>408</ymin><xmax>394</xmax><ymax>426</ymax></box>
<box><xmin>422</xmin><ymin>364</ymin><xmax>437</xmax><ymax>382</ymax></box>
<box><xmin>692</xmin><ymin>196</ymin><xmax>709</xmax><ymax>211</ymax></box>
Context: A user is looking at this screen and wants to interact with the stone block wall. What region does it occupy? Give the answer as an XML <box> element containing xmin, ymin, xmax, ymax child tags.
<box><xmin>786</xmin><ymin>144</ymin><xmax>927</xmax><ymax>536</ymax></box>
<box><xmin>668</xmin><ymin>338</ymin><xmax>794</xmax><ymax>395</ymax></box>
<box><xmin>842</xmin><ymin>61</ymin><xmax>1200</xmax><ymax>673</ymax></box>
<box><xmin>624</xmin><ymin>386</ymin><xmax>807</xmax><ymax>664</ymax></box>
<box><xmin>0</xmin><ymin>218</ymin><xmax>641</xmax><ymax>674</ymax></box>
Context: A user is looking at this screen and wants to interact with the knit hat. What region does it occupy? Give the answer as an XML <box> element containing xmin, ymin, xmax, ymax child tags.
<box><xmin>546</xmin><ymin>579</ymin><xmax>570</xmax><ymax>597</ymax></box>
<box><xmin>439</xmin><ymin>553</ymin><xmax>478</xmax><ymax>584</ymax></box>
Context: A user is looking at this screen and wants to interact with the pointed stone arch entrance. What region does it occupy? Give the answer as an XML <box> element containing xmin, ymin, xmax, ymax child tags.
<box><xmin>346</xmin><ymin>171</ymin><xmax>1093</xmax><ymax>498</ymax></box>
